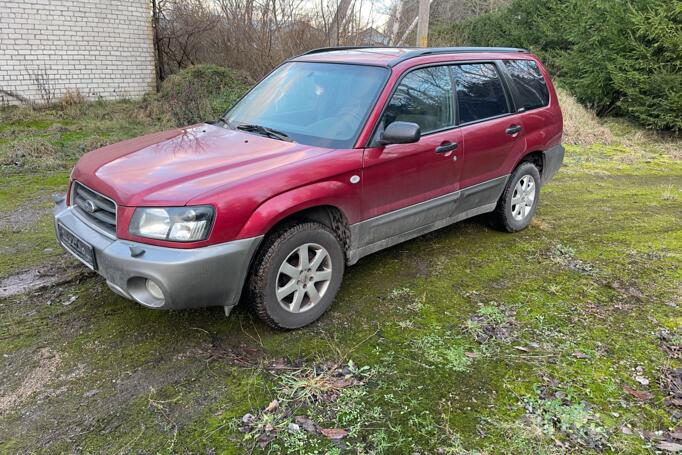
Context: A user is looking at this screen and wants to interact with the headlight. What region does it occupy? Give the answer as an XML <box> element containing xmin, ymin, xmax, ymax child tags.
<box><xmin>129</xmin><ymin>206</ymin><xmax>214</xmax><ymax>242</ymax></box>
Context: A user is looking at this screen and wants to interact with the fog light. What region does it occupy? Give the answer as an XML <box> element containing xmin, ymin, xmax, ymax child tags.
<box><xmin>145</xmin><ymin>279</ymin><xmax>164</xmax><ymax>300</ymax></box>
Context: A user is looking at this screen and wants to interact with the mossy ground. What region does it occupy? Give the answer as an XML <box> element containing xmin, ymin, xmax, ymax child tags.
<box><xmin>0</xmin><ymin>101</ymin><xmax>680</xmax><ymax>454</ymax></box>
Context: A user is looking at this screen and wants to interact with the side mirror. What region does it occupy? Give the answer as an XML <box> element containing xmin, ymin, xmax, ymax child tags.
<box><xmin>379</xmin><ymin>121</ymin><xmax>421</xmax><ymax>145</ymax></box>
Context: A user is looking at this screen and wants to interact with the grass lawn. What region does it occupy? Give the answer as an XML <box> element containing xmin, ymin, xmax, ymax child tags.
<box><xmin>0</xmin><ymin>97</ymin><xmax>680</xmax><ymax>454</ymax></box>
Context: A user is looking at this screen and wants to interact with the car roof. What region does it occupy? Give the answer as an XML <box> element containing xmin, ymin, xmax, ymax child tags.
<box><xmin>292</xmin><ymin>46</ymin><xmax>529</xmax><ymax>67</ymax></box>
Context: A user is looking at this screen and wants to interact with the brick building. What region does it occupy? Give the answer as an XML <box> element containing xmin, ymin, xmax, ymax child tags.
<box><xmin>0</xmin><ymin>0</ymin><xmax>155</xmax><ymax>105</ymax></box>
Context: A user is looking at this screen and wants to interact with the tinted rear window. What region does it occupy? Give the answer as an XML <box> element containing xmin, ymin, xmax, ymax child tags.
<box><xmin>503</xmin><ymin>59</ymin><xmax>549</xmax><ymax>110</ymax></box>
<box><xmin>451</xmin><ymin>63</ymin><xmax>510</xmax><ymax>124</ymax></box>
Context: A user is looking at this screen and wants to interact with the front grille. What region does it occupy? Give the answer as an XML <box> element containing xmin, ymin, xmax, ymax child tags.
<box><xmin>71</xmin><ymin>181</ymin><xmax>117</xmax><ymax>236</ymax></box>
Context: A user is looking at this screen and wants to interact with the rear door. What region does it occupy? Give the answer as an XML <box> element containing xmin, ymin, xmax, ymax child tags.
<box><xmin>359</xmin><ymin>65</ymin><xmax>462</xmax><ymax>246</ymax></box>
<box><xmin>501</xmin><ymin>58</ymin><xmax>558</xmax><ymax>155</ymax></box>
<box><xmin>452</xmin><ymin>63</ymin><xmax>526</xmax><ymax>199</ymax></box>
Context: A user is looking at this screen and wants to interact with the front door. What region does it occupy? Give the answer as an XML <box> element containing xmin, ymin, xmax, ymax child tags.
<box><xmin>359</xmin><ymin>65</ymin><xmax>462</xmax><ymax>247</ymax></box>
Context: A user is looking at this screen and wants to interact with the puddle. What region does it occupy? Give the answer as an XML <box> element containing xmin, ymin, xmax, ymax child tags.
<box><xmin>0</xmin><ymin>268</ymin><xmax>63</xmax><ymax>298</ymax></box>
<box><xmin>0</xmin><ymin>260</ymin><xmax>89</xmax><ymax>298</ymax></box>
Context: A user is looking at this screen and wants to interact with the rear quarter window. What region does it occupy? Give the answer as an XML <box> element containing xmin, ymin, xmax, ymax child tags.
<box><xmin>503</xmin><ymin>59</ymin><xmax>550</xmax><ymax>110</ymax></box>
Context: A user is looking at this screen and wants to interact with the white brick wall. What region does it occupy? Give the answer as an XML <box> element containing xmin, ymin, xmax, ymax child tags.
<box><xmin>0</xmin><ymin>0</ymin><xmax>156</xmax><ymax>104</ymax></box>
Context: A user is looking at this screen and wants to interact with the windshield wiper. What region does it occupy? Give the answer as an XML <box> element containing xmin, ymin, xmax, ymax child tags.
<box><xmin>236</xmin><ymin>123</ymin><xmax>293</xmax><ymax>142</ymax></box>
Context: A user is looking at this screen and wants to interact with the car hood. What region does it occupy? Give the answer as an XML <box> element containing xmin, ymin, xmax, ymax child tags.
<box><xmin>72</xmin><ymin>124</ymin><xmax>332</xmax><ymax>206</ymax></box>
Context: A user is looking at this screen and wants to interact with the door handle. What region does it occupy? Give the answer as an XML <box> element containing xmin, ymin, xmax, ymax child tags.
<box><xmin>435</xmin><ymin>142</ymin><xmax>458</xmax><ymax>154</ymax></box>
<box><xmin>506</xmin><ymin>124</ymin><xmax>522</xmax><ymax>135</ymax></box>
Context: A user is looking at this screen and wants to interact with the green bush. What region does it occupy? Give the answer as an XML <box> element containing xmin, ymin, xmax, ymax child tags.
<box><xmin>155</xmin><ymin>65</ymin><xmax>252</xmax><ymax>126</ymax></box>
<box><xmin>609</xmin><ymin>1</ymin><xmax>682</xmax><ymax>131</ymax></box>
<box><xmin>433</xmin><ymin>0</ymin><xmax>682</xmax><ymax>132</ymax></box>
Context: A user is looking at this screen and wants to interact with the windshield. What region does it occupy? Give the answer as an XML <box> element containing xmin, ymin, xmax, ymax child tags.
<box><xmin>224</xmin><ymin>62</ymin><xmax>389</xmax><ymax>149</ymax></box>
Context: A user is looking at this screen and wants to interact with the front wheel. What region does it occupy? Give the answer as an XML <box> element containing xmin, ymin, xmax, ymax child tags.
<box><xmin>246</xmin><ymin>222</ymin><xmax>344</xmax><ymax>329</ymax></box>
<box><xmin>491</xmin><ymin>162</ymin><xmax>541</xmax><ymax>232</ymax></box>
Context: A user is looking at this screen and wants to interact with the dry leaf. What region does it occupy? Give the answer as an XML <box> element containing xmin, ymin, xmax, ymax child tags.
<box><xmin>320</xmin><ymin>428</ymin><xmax>348</xmax><ymax>440</ymax></box>
<box><xmin>465</xmin><ymin>351</ymin><xmax>478</xmax><ymax>358</ymax></box>
<box><xmin>624</xmin><ymin>385</ymin><xmax>654</xmax><ymax>401</ymax></box>
<box><xmin>513</xmin><ymin>346</ymin><xmax>529</xmax><ymax>352</ymax></box>
<box><xmin>257</xmin><ymin>433</ymin><xmax>275</xmax><ymax>448</ymax></box>
<box><xmin>294</xmin><ymin>415</ymin><xmax>318</xmax><ymax>434</ymax></box>
<box><xmin>265</xmin><ymin>399</ymin><xmax>279</xmax><ymax>412</ymax></box>
<box><xmin>328</xmin><ymin>377</ymin><xmax>360</xmax><ymax>389</ymax></box>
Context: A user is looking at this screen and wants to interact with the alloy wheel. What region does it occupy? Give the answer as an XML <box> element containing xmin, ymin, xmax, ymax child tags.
<box><xmin>275</xmin><ymin>243</ymin><xmax>332</xmax><ymax>313</ymax></box>
<box><xmin>510</xmin><ymin>175</ymin><xmax>536</xmax><ymax>221</ymax></box>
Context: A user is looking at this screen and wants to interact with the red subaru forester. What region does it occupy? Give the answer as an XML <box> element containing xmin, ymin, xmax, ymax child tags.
<box><xmin>54</xmin><ymin>47</ymin><xmax>563</xmax><ymax>329</ymax></box>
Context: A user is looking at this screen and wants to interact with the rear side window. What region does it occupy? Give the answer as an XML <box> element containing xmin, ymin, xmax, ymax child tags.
<box><xmin>379</xmin><ymin>66</ymin><xmax>453</xmax><ymax>135</ymax></box>
<box><xmin>451</xmin><ymin>63</ymin><xmax>510</xmax><ymax>124</ymax></box>
<box><xmin>503</xmin><ymin>59</ymin><xmax>549</xmax><ymax>110</ymax></box>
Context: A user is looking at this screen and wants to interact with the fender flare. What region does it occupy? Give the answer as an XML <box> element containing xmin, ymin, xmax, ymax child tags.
<box><xmin>237</xmin><ymin>181</ymin><xmax>358</xmax><ymax>239</ymax></box>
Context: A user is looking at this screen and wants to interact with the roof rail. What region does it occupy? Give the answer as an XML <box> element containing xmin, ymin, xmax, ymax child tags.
<box><xmin>302</xmin><ymin>46</ymin><xmax>373</xmax><ymax>55</ymax></box>
<box><xmin>297</xmin><ymin>46</ymin><xmax>529</xmax><ymax>66</ymax></box>
<box><xmin>388</xmin><ymin>47</ymin><xmax>528</xmax><ymax>66</ymax></box>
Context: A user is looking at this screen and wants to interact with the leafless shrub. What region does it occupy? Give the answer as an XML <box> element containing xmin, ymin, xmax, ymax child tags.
<box><xmin>28</xmin><ymin>66</ymin><xmax>57</xmax><ymax>106</ymax></box>
<box><xmin>153</xmin><ymin>0</ymin><xmax>391</xmax><ymax>80</ymax></box>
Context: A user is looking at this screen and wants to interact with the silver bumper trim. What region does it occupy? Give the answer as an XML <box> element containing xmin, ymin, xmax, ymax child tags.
<box><xmin>53</xmin><ymin>200</ymin><xmax>262</xmax><ymax>310</ymax></box>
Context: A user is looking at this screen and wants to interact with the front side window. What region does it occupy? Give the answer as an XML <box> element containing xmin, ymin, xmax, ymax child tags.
<box><xmin>225</xmin><ymin>62</ymin><xmax>388</xmax><ymax>148</ymax></box>
<box><xmin>452</xmin><ymin>63</ymin><xmax>510</xmax><ymax>124</ymax></box>
<box><xmin>503</xmin><ymin>59</ymin><xmax>550</xmax><ymax>110</ymax></box>
<box><xmin>377</xmin><ymin>66</ymin><xmax>453</xmax><ymax>137</ymax></box>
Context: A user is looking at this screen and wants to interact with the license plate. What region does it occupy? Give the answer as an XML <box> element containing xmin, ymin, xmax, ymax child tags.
<box><xmin>57</xmin><ymin>223</ymin><xmax>97</xmax><ymax>270</ymax></box>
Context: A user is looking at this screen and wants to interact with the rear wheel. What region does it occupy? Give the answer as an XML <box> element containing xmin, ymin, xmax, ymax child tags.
<box><xmin>491</xmin><ymin>162</ymin><xmax>541</xmax><ymax>232</ymax></box>
<box><xmin>247</xmin><ymin>222</ymin><xmax>344</xmax><ymax>329</ymax></box>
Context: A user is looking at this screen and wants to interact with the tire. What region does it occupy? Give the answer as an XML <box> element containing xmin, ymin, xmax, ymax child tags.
<box><xmin>246</xmin><ymin>221</ymin><xmax>344</xmax><ymax>329</ymax></box>
<box><xmin>491</xmin><ymin>162</ymin><xmax>541</xmax><ymax>232</ymax></box>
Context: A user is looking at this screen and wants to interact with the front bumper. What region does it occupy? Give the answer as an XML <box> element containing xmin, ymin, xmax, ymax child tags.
<box><xmin>53</xmin><ymin>201</ymin><xmax>262</xmax><ymax>310</ymax></box>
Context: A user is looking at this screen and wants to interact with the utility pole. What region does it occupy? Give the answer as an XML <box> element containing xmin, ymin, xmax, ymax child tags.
<box><xmin>416</xmin><ymin>0</ymin><xmax>431</xmax><ymax>48</ymax></box>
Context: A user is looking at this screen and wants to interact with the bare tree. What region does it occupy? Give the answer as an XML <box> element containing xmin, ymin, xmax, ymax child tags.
<box><xmin>327</xmin><ymin>0</ymin><xmax>353</xmax><ymax>46</ymax></box>
<box><xmin>150</xmin><ymin>0</ymin><xmax>399</xmax><ymax>80</ymax></box>
<box><xmin>389</xmin><ymin>0</ymin><xmax>404</xmax><ymax>45</ymax></box>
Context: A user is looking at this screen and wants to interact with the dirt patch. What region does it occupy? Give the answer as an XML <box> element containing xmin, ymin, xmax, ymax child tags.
<box><xmin>530</xmin><ymin>217</ymin><xmax>552</xmax><ymax>231</ymax></box>
<box><xmin>465</xmin><ymin>302</ymin><xmax>516</xmax><ymax>343</ymax></box>
<box><xmin>2</xmin><ymin>339</ymin><xmax>243</xmax><ymax>449</ymax></box>
<box><xmin>0</xmin><ymin>348</ymin><xmax>61</xmax><ymax>415</ymax></box>
<box><xmin>544</xmin><ymin>243</ymin><xmax>595</xmax><ymax>274</ymax></box>
<box><xmin>0</xmin><ymin>257</ymin><xmax>91</xmax><ymax>298</ymax></box>
<box><xmin>175</xmin><ymin>340</ymin><xmax>265</xmax><ymax>367</ymax></box>
<box><xmin>0</xmin><ymin>195</ymin><xmax>52</xmax><ymax>232</ymax></box>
